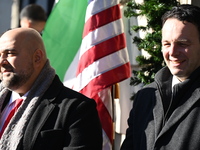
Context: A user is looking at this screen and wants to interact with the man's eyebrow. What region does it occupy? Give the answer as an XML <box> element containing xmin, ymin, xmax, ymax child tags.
<box><xmin>4</xmin><ymin>48</ymin><xmax>16</xmax><ymax>51</ymax></box>
<box><xmin>0</xmin><ymin>49</ymin><xmax>17</xmax><ymax>53</ymax></box>
<box><xmin>161</xmin><ymin>39</ymin><xmax>191</xmax><ymax>44</ymax></box>
<box><xmin>176</xmin><ymin>38</ymin><xmax>191</xmax><ymax>42</ymax></box>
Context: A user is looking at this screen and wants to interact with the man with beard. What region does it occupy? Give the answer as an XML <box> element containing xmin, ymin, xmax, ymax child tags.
<box><xmin>0</xmin><ymin>28</ymin><xmax>102</xmax><ymax>150</ymax></box>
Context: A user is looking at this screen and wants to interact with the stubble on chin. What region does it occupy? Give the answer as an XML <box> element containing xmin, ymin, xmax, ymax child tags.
<box><xmin>1</xmin><ymin>73</ymin><xmax>25</xmax><ymax>91</ymax></box>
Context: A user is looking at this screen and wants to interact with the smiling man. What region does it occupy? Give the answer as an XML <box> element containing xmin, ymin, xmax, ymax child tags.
<box><xmin>162</xmin><ymin>18</ymin><xmax>200</xmax><ymax>81</ymax></box>
<box><xmin>121</xmin><ymin>4</ymin><xmax>200</xmax><ymax>150</ymax></box>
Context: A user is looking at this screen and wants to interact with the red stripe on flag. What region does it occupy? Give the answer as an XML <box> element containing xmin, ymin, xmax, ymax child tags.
<box><xmin>79</xmin><ymin>62</ymin><xmax>130</xmax><ymax>98</ymax></box>
<box><xmin>93</xmin><ymin>93</ymin><xmax>113</xmax><ymax>143</ymax></box>
<box><xmin>76</xmin><ymin>2</ymin><xmax>131</xmax><ymax>149</ymax></box>
<box><xmin>83</xmin><ymin>4</ymin><xmax>121</xmax><ymax>37</ymax></box>
<box><xmin>76</xmin><ymin>33</ymin><xmax>126</xmax><ymax>76</ymax></box>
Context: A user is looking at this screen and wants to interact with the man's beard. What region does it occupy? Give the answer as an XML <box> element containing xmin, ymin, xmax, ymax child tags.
<box><xmin>1</xmin><ymin>65</ymin><xmax>34</xmax><ymax>91</ymax></box>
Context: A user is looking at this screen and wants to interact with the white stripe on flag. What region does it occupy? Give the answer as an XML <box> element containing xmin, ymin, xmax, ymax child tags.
<box><xmin>86</xmin><ymin>0</ymin><xmax>118</xmax><ymax>21</ymax></box>
<box><xmin>63</xmin><ymin>50</ymin><xmax>80</xmax><ymax>88</ymax></box>
<box><xmin>102</xmin><ymin>111</ymin><xmax>113</xmax><ymax>150</ymax></box>
<box><xmin>73</xmin><ymin>48</ymin><xmax>129</xmax><ymax>91</ymax></box>
<box><xmin>98</xmin><ymin>88</ymin><xmax>113</xmax><ymax>117</ymax></box>
<box><xmin>80</xmin><ymin>19</ymin><xmax>124</xmax><ymax>57</ymax></box>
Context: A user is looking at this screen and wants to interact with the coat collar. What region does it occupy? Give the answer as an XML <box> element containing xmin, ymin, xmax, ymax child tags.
<box><xmin>154</xmin><ymin>66</ymin><xmax>200</xmax><ymax>141</ymax></box>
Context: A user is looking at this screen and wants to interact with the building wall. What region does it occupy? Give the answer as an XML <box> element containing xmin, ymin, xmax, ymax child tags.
<box><xmin>0</xmin><ymin>0</ymin><xmax>12</xmax><ymax>35</ymax></box>
<box><xmin>179</xmin><ymin>0</ymin><xmax>191</xmax><ymax>4</ymax></box>
<box><xmin>191</xmin><ymin>0</ymin><xmax>200</xmax><ymax>7</ymax></box>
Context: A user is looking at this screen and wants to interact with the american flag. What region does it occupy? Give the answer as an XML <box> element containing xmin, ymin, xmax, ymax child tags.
<box><xmin>72</xmin><ymin>0</ymin><xmax>131</xmax><ymax>149</ymax></box>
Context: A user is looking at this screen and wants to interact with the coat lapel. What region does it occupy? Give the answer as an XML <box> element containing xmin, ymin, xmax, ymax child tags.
<box><xmin>156</xmin><ymin>88</ymin><xmax>200</xmax><ymax>139</ymax></box>
<box><xmin>24</xmin><ymin>98</ymin><xmax>56</xmax><ymax>150</ymax></box>
<box><xmin>23</xmin><ymin>75</ymin><xmax>64</xmax><ymax>150</ymax></box>
<box><xmin>153</xmin><ymin>90</ymin><xmax>165</xmax><ymax>137</ymax></box>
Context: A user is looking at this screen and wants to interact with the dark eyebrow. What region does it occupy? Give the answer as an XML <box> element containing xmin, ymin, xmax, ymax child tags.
<box><xmin>3</xmin><ymin>48</ymin><xmax>16</xmax><ymax>51</ymax></box>
<box><xmin>0</xmin><ymin>49</ymin><xmax>17</xmax><ymax>54</ymax></box>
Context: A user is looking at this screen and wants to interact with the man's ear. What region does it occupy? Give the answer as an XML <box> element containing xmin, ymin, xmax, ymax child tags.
<box><xmin>34</xmin><ymin>49</ymin><xmax>44</xmax><ymax>64</ymax></box>
<box><xmin>20</xmin><ymin>18</ymin><xmax>32</xmax><ymax>28</ymax></box>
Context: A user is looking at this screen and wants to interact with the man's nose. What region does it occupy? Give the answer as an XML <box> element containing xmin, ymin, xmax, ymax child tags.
<box><xmin>0</xmin><ymin>55</ymin><xmax>8</xmax><ymax>65</ymax></box>
<box><xmin>169</xmin><ymin>44</ymin><xmax>179</xmax><ymax>56</ymax></box>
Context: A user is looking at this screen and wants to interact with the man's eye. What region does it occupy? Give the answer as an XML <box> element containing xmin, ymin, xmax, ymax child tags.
<box><xmin>162</xmin><ymin>43</ymin><xmax>170</xmax><ymax>47</ymax></box>
<box><xmin>179</xmin><ymin>43</ymin><xmax>188</xmax><ymax>47</ymax></box>
<box><xmin>7</xmin><ymin>51</ymin><xmax>16</xmax><ymax>56</ymax></box>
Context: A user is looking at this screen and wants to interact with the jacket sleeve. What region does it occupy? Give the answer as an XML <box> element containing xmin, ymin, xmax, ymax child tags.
<box><xmin>63</xmin><ymin>98</ymin><xmax>103</xmax><ymax>150</ymax></box>
<box><xmin>120</xmin><ymin>85</ymin><xmax>157</xmax><ymax>150</ymax></box>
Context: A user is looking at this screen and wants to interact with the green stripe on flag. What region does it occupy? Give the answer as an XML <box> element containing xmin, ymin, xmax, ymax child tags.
<box><xmin>42</xmin><ymin>0</ymin><xmax>88</xmax><ymax>81</ymax></box>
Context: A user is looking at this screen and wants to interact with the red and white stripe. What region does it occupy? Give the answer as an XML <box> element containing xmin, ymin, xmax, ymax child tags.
<box><xmin>65</xmin><ymin>0</ymin><xmax>131</xmax><ymax>149</ymax></box>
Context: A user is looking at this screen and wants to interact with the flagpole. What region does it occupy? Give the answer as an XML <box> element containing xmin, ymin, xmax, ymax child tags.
<box><xmin>112</xmin><ymin>83</ymin><xmax>120</xmax><ymax>150</ymax></box>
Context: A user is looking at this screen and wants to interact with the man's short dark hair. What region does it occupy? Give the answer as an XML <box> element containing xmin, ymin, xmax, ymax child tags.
<box><xmin>161</xmin><ymin>4</ymin><xmax>200</xmax><ymax>36</ymax></box>
<box><xmin>20</xmin><ymin>4</ymin><xmax>47</xmax><ymax>22</ymax></box>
